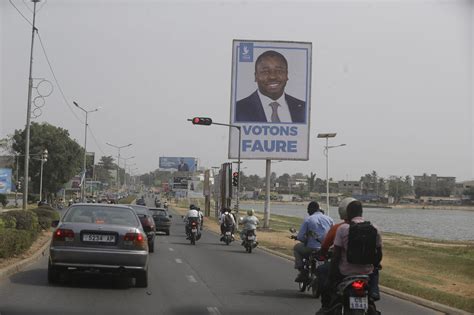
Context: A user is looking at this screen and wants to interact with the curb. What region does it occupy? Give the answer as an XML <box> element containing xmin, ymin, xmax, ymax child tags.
<box><xmin>0</xmin><ymin>236</ymin><xmax>51</xmax><ymax>281</ymax></box>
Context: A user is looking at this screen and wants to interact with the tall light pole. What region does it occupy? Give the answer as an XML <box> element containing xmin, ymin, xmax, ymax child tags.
<box><xmin>73</xmin><ymin>101</ymin><xmax>100</xmax><ymax>202</ymax></box>
<box><xmin>317</xmin><ymin>133</ymin><xmax>346</xmax><ymax>217</ymax></box>
<box><xmin>38</xmin><ymin>149</ymin><xmax>48</xmax><ymax>202</ymax></box>
<box><xmin>106</xmin><ymin>142</ymin><xmax>132</xmax><ymax>190</ymax></box>
<box><xmin>22</xmin><ymin>0</ymin><xmax>41</xmax><ymax>210</ymax></box>
<box><xmin>122</xmin><ymin>157</ymin><xmax>135</xmax><ymax>190</ymax></box>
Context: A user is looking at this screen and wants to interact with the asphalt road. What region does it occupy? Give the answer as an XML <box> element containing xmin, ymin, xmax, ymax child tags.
<box><xmin>0</xmin><ymin>198</ymin><xmax>442</xmax><ymax>315</ymax></box>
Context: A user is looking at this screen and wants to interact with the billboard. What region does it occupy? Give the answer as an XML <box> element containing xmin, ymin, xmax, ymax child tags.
<box><xmin>0</xmin><ymin>168</ymin><xmax>13</xmax><ymax>194</ymax></box>
<box><xmin>229</xmin><ymin>40</ymin><xmax>312</xmax><ymax>160</ymax></box>
<box><xmin>159</xmin><ymin>157</ymin><xmax>197</xmax><ymax>172</ymax></box>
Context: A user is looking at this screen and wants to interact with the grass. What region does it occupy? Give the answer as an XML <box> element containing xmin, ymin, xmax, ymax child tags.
<box><xmin>172</xmin><ymin>202</ymin><xmax>474</xmax><ymax>313</ymax></box>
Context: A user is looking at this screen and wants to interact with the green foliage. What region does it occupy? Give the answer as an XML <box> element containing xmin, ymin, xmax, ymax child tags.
<box><xmin>0</xmin><ymin>194</ymin><xmax>7</xmax><ymax>207</ymax></box>
<box><xmin>0</xmin><ymin>228</ymin><xmax>37</xmax><ymax>258</ymax></box>
<box><xmin>31</xmin><ymin>207</ymin><xmax>60</xmax><ymax>230</ymax></box>
<box><xmin>118</xmin><ymin>195</ymin><xmax>136</xmax><ymax>204</ymax></box>
<box><xmin>11</xmin><ymin>122</ymin><xmax>83</xmax><ymax>197</ymax></box>
<box><xmin>0</xmin><ymin>218</ymin><xmax>4</xmax><ymax>230</ymax></box>
<box><xmin>0</xmin><ymin>214</ymin><xmax>16</xmax><ymax>229</ymax></box>
<box><xmin>1</xmin><ymin>210</ymin><xmax>39</xmax><ymax>232</ymax></box>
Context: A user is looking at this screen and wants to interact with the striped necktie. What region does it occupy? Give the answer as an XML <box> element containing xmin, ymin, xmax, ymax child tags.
<box><xmin>269</xmin><ymin>102</ymin><xmax>281</xmax><ymax>123</ymax></box>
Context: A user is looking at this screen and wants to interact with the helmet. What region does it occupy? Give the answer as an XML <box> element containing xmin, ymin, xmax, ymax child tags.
<box><xmin>189</xmin><ymin>204</ymin><xmax>196</xmax><ymax>210</ymax></box>
<box><xmin>247</xmin><ymin>209</ymin><xmax>255</xmax><ymax>216</ymax></box>
<box><xmin>338</xmin><ymin>197</ymin><xmax>357</xmax><ymax>220</ymax></box>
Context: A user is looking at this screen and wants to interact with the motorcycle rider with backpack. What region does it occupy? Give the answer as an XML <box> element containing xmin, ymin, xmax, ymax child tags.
<box><xmin>219</xmin><ymin>207</ymin><xmax>236</xmax><ymax>241</ymax></box>
<box><xmin>293</xmin><ymin>201</ymin><xmax>334</xmax><ymax>282</ymax></box>
<box><xmin>184</xmin><ymin>204</ymin><xmax>202</xmax><ymax>240</ymax></box>
<box><xmin>316</xmin><ymin>198</ymin><xmax>382</xmax><ymax>315</ymax></box>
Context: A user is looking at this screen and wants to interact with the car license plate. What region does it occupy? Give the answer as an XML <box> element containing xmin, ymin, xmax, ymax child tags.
<box><xmin>349</xmin><ymin>296</ymin><xmax>368</xmax><ymax>310</ymax></box>
<box><xmin>247</xmin><ymin>235</ymin><xmax>255</xmax><ymax>240</ymax></box>
<box><xmin>225</xmin><ymin>231</ymin><xmax>231</xmax><ymax>235</ymax></box>
<box><xmin>191</xmin><ymin>228</ymin><xmax>197</xmax><ymax>233</ymax></box>
<box><xmin>82</xmin><ymin>234</ymin><xmax>115</xmax><ymax>243</ymax></box>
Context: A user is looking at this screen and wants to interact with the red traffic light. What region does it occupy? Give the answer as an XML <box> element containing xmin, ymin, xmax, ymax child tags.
<box><xmin>191</xmin><ymin>117</ymin><xmax>212</xmax><ymax>125</ymax></box>
<box><xmin>233</xmin><ymin>172</ymin><xmax>239</xmax><ymax>177</ymax></box>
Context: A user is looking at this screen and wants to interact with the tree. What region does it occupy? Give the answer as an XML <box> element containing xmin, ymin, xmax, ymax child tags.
<box><xmin>95</xmin><ymin>156</ymin><xmax>115</xmax><ymax>184</ymax></box>
<box><xmin>11</xmin><ymin>122</ymin><xmax>83</xmax><ymax>199</ymax></box>
<box><xmin>308</xmin><ymin>172</ymin><xmax>316</xmax><ymax>192</ymax></box>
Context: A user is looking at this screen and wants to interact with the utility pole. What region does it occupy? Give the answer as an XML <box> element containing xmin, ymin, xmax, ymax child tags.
<box><xmin>106</xmin><ymin>142</ymin><xmax>132</xmax><ymax>191</ymax></box>
<box><xmin>23</xmin><ymin>0</ymin><xmax>41</xmax><ymax>210</ymax></box>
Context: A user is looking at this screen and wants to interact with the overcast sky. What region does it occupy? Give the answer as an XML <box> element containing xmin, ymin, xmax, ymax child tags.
<box><xmin>1</xmin><ymin>0</ymin><xmax>472</xmax><ymax>182</ymax></box>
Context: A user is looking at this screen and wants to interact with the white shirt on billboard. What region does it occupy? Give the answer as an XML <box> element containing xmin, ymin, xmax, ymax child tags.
<box><xmin>257</xmin><ymin>90</ymin><xmax>293</xmax><ymax>123</ymax></box>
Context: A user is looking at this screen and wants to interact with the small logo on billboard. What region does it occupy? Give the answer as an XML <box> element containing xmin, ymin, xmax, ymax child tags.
<box><xmin>239</xmin><ymin>43</ymin><xmax>253</xmax><ymax>62</ymax></box>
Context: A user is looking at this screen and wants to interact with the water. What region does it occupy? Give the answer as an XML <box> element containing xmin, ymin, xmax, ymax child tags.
<box><xmin>240</xmin><ymin>202</ymin><xmax>474</xmax><ymax>241</ymax></box>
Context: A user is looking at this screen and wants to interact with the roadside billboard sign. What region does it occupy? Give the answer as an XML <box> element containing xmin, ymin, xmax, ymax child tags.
<box><xmin>159</xmin><ymin>157</ymin><xmax>197</xmax><ymax>172</ymax></box>
<box><xmin>0</xmin><ymin>168</ymin><xmax>13</xmax><ymax>194</ymax></box>
<box><xmin>229</xmin><ymin>40</ymin><xmax>312</xmax><ymax>160</ymax></box>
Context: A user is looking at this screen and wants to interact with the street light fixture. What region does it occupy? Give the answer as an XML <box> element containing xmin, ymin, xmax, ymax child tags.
<box><xmin>317</xmin><ymin>133</ymin><xmax>346</xmax><ymax>217</ymax></box>
<box><xmin>73</xmin><ymin>101</ymin><xmax>100</xmax><ymax>202</ymax></box>
<box><xmin>106</xmin><ymin>142</ymin><xmax>132</xmax><ymax>190</ymax></box>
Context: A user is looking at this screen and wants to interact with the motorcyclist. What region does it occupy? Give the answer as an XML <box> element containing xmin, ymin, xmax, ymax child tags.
<box><xmin>196</xmin><ymin>207</ymin><xmax>204</xmax><ymax>230</ymax></box>
<box><xmin>219</xmin><ymin>207</ymin><xmax>236</xmax><ymax>240</ymax></box>
<box><xmin>163</xmin><ymin>200</ymin><xmax>169</xmax><ymax>209</ymax></box>
<box><xmin>240</xmin><ymin>209</ymin><xmax>259</xmax><ymax>245</ymax></box>
<box><xmin>316</xmin><ymin>198</ymin><xmax>383</xmax><ymax>315</ymax></box>
<box><xmin>293</xmin><ymin>201</ymin><xmax>333</xmax><ymax>282</ymax></box>
<box><xmin>184</xmin><ymin>204</ymin><xmax>201</xmax><ymax>239</ymax></box>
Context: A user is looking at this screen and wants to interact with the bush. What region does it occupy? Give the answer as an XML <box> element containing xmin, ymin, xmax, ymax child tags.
<box><xmin>0</xmin><ymin>228</ymin><xmax>37</xmax><ymax>258</ymax></box>
<box><xmin>31</xmin><ymin>207</ymin><xmax>60</xmax><ymax>230</ymax></box>
<box><xmin>0</xmin><ymin>194</ymin><xmax>7</xmax><ymax>207</ymax></box>
<box><xmin>1</xmin><ymin>210</ymin><xmax>39</xmax><ymax>232</ymax></box>
<box><xmin>0</xmin><ymin>214</ymin><xmax>16</xmax><ymax>229</ymax></box>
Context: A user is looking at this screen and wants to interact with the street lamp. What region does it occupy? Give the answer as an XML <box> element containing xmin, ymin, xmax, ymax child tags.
<box><xmin>317</xmin><ymin>133</ymin><xmax>346</xmax><ymax>217</ymax></box>
<box><xmin>73</xmin><ymin>101</ymin><xmax>100</xmax><ymax>202</ymax></box>
<box><xmin>106</xmin><ymin>142</ymin><xmax>132</xmax><ymax>190</ymax></box>
<box><xmin>39</xmin><ymin>149</ymin><xmax>48</xmax><ymax>202</ymax></box>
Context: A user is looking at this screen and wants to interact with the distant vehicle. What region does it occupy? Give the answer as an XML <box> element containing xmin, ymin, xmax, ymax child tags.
<box><xmin>136</xmin><ymin>198</ymin><xmax>146</xmax><ymax>206</ymax></box>
<box><xmin>48</xmin><ymin>203</ymin><xmax>149</xmax><ymax>287</ymax></box>
<box><xmin>154</xmin><ymin>198</ymin><xmax>161</xmax><ymax>208</ymax></box>
<box><xmin>149</xmin><ymin>207</ymin><xmax>172</xmax><ymax>235</ymax></box>
<box><xmin>128</xmin><ymin>205</ymin><xmax>156</xmax><ymax>252</ymax></box>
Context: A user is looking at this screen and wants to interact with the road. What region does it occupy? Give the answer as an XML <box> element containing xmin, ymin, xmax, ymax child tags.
<box><xmin>0</xmin><ymin>199</ymin><xmax>442</xmax><ymax>315</ymax></box>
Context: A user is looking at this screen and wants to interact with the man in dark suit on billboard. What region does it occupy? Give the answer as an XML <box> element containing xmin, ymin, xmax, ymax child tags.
<box><xmin>235</xmin><ymin>50</ymin><xmax>306</xmax><ymax>123</ymax></box>
<box><xmin>177</xmin><ymin>158</ymin><xmax>190</xmax><ymax>172</ymax></box>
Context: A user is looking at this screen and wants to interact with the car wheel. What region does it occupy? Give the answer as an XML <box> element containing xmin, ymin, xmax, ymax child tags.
<box><xmin>135</xmin><ymin>269</ymin><xmax>148</xmax><ymax>288</ymax></box>
<box><xmin>149</xmin><ymin>240</ymin><xmax>154</xmax><ymax>253</ymax></box>
<box><xmin>47</xmin><ymin>260</ymin><xmax>60</xmax><ymax>284</ymax></box>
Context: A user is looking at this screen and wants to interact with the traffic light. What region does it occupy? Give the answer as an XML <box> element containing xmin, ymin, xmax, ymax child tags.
<box><xmin>232</xmin><ymin>171</ymin><xmax>239</xmax><ymax>186</ymax></box>
<box><xmin>191</xmin><ymin>117</ymin><xmax>212</xmax><ymax>126</ymax></box>
<box><xmin>16</xmin><ymin>181</ymin><xmax>22</xmax><ymax>191</ymax></box>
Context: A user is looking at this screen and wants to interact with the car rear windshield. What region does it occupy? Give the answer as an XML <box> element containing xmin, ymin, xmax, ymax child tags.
<box><xmin>150</xmin><ymin>210</ymin><xmax>167</xmax><ymax>217</ymax></box>
<box><xmin>63</xmin><ymin>206</ymin><xmax>139</xmax><ymax>226</ymax></box>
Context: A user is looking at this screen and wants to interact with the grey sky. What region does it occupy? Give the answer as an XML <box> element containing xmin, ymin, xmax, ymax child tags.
<box><xmin>1</xmin><ymin>0</ymin><xmax>472</xmax><ymax>181</ymax></box>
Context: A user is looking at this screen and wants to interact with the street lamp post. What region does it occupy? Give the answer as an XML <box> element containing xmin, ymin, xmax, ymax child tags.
<box><xmin>73</xmin><ymin>101</ymin><xmax>100</xmax><ymax>202</ymax></box>
<box><xmin>317</xmin><ymin>133</ymin><xmax>346</xmax><ymax>217</ymax></box>
<box><xmin>106</xmin><ymin>142</ymin><xmax>132</xmax><ymax>190</ymax></box>
<box><xmin>39</xmin><ymin>149</ymin><xmax>48</xmax><ymax>202</ymax></box>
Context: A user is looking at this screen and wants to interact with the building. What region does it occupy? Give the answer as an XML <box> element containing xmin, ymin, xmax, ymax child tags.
<box><xmin>414</xmin><ymin>174</ymin><xmax>456</xmax><ymax>197</ymax></box>
<box><xmin>338</xmin><ymin>180</ymin><xmax>363</xmax><ymax>196</ymax></box>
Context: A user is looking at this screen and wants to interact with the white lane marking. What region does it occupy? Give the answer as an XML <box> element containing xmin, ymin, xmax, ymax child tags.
<box><xmin>186</xmin><ymin>275</ymin><xmax>197</xmax><ymax>283</ymax></box>
<box><xmin>175</xmin><ymin>258</ymin><xmax>182</xmax><ymax>264</ymax></box>
<box><xmin>169</xmin><ymin>247</ymin><xmax>174</xmax><ymax>251</ymax></box>
<box><xmin>207</xmin><ymin>306</ymin><xmax>221</xmax><ymax>315</ymax></box>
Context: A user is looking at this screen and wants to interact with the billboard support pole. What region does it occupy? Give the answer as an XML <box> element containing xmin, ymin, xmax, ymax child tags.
<box><xmin>263</xmin><ymin>159</ymin><xmax>271</xmax><ymax>228</ymax></box>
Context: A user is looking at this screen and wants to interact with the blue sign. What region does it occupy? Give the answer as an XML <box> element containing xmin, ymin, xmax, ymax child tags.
<box><xmin>0</xmin><ymin>168</ymin><xmax>13</xmax><ymax>194</ymax></box>
<box><xmin>159</xmin><ymin>157</ymin><xmax>197</xmax><ymax>172</ymax></box>
<box><xmin>239</xmin><ymin>42</ymin><xmax>254</xmax><ymax>62</ymax></box>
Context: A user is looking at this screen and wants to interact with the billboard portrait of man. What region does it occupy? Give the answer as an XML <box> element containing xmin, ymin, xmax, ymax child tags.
<box><xmin>229</xmin><ymin>40</ymin><xmax>312</xmax><ymax>161</ymax></box>
<box><xmin>235</xmin><ymin>50</ymin><xmax>306</xmax><ymax>123</ymax></box>
<box><xmin>177</xmin><ymin>158</ymin><xmax>190</xmax><ymax>172</ymax></box>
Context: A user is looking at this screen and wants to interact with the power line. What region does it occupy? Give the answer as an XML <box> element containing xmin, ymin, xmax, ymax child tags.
<box><xmin>36</xmin><ymin>31</ymin><xmax>84</xmax><ymax>124</ymax></box>
<box><xmin>87</xmin><ymin>125</ymin><xmax>107</xmax><ymax>156</ymax></box>
<box><xmin>8</xmin><ymin>0</ymin><xmax>33</xmax><ymax>27</ymax></box>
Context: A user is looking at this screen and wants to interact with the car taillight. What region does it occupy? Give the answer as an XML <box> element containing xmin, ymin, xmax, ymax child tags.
<box><xmin>124</xmin><ymin>232</ymin><xmax>147</xmax><ymax>249</ymax></box>
<box><xmin>191</xmin><ymin>221</ymin><xmax>197</xmax><ymax>226</ymax></box>
<box><xmin>53</xmin><ymin>228</ymin><xmax>74</xmax><ymax>241</ymax></box>
<box><xmin>351</xmin><ymin>280</ymin><xmax>366</xmax><ymax>291</ymax></box>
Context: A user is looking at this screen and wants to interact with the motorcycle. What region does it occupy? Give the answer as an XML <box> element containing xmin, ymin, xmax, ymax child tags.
<box><xmin>186</xmin><ymin>219</ymin><xmax>201</xmax><ymax>245</ymax></box>
<box><xmin>328</xmin><ymin>274</ymin><xmax>380</xmax><ymax>315</ymax></box>
<box><xmin>290</xmin><ymin>228</ymin><xmax>327</xmax><ymax>298</ymax></box>
<box><xmin>242</xmin><ymin>229</ymin><xmax>258</xmax><ymax>253</ymax></box>
<box><xmin>221</xmin><ymin>225</ymin><xmax>234</xmax><ymax>245</ymax></box>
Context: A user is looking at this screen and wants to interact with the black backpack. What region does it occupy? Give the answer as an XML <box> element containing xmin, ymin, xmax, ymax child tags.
<box><xmin>223</xmin><ymin>213</ymin><xmax>234</xmax><ymax>227</ymax></box>
<box><xmin>346</xmin><ymin>221</ymin><xmax>378</xmax><ymax>264</ymax></box>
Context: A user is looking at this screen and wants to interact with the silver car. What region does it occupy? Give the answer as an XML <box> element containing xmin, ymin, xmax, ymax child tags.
<box><xmin>48</xmin><ymin>203</ymin><xmax>149</xmax><ymax>287</ymax></box>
